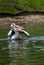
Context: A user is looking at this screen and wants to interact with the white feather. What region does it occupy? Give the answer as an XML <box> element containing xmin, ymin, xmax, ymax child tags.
<box><xmin>8</xmin><ymin>30</ymin><xmax>12</xmax><ymax>36</ymax></box>
<box><xmin>20</xmin><ymin>30</ymin><xmax>30</xmax><ymax>36</ymax></box>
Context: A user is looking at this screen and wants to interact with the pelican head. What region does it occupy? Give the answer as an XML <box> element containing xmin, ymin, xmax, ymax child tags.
<box><xmin>11</xmin><ymin>23</ymin><xmax>15</xmax><ymax>27</ymax></box>
<box><xmin>11</xmin><ymin>23</ymin><xmax>26</xmax><ymax>35</ymax></box>
<box><xmin>10</xmin><ymin>23</ymin><xmax>30</xmax><ymax>36</ymax></box>
<box><xmin>11</xmin><ymin>23</ymin><xmax>24</xmax><ymax>30</ymax></box>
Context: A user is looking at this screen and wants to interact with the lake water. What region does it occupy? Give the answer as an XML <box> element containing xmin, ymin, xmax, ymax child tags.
<box><xmin>0</xmin><ymin>24</ymin><xmax>44</xmax><ymax>65</ymax></box>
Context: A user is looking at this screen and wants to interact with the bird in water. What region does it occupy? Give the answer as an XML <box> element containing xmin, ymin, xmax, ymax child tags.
<box><xmin>8</xmin><ymin>23</ymin><xmax>30</xmax><ymax>40</ymax></box>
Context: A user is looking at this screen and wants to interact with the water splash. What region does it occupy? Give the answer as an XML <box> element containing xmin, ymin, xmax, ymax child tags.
<box><xmin>0</xmin><ymin>36</ymin><xmax>44</xmax><ymax>41</ymax></box>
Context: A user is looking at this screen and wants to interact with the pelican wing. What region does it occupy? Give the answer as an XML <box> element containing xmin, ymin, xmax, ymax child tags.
<box><xmin>19</xmin><ymin>29</ymin><xmax>30</xmax><ymax>36</ymax></box>
<box><xmin>8</xmin><ymin>30</ymin><xmax>12</xmax><ymax>36</ymax></box>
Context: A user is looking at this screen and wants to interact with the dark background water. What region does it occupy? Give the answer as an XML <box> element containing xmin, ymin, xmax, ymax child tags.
<box><xmin>0</xmin><ymin>24</ymin><xmax>44</xmax><ymax>65</ymax></box>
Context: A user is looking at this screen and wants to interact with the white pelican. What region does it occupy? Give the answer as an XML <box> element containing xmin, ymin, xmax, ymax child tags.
<box><xmin>8</xmin><ymin>23</ymin><xmax>29</xmax><ymax>40</ymax></box>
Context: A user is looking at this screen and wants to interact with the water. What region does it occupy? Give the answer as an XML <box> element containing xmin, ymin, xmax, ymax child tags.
<box><xmin>0</xmin><ymin>24</ymin><xmax>44</xmax><ymax>65</ymax></box>
<box><xmin>0</xmin><ymin>37</ymin><xmax>44</xmax><ymax>65</ymax></box>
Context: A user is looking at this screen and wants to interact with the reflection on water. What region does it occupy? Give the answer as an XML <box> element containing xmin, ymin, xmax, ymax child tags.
<box><xmin>8</xmin><ymin>40</ymin><xmax>28</xmax><ymax>65</ymax></box>
<box><xmin>0</xmin><ymin>38</ymin><xmax>44</xmax><ymax>65</ymax></box>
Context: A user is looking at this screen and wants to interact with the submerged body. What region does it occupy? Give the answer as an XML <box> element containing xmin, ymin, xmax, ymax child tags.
<box><xmin>8</xmin><ymin>23</ymin><xmax>29</xmax><ymax>40</ymax></box>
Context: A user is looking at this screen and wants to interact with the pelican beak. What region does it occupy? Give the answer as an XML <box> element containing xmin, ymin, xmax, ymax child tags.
<box><xmin>11</xmin><ymin>23</ymin><xmax>24</xmax><ymax>29</ymax></box>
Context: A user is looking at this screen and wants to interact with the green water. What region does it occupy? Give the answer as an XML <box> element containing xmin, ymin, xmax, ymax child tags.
<box><xmin>0</xmin><ymin>24</ymin><xmax>44</xmax><ymax>65</ymax></box>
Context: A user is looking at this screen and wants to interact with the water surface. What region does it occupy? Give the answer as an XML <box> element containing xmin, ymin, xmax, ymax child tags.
<box><xmin>0</xmin><ymin>24</ymin><xmax>44</xmax><ymax>65</ymax></box>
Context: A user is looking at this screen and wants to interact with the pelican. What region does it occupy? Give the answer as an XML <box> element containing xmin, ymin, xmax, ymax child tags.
<box><xmin>8</xmin><ymin>23</ymin><xmax>30</xmax><ymax>40</ymax></box>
